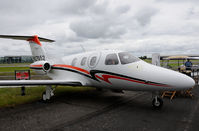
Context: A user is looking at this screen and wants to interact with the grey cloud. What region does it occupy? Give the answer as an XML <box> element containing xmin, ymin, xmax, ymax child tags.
<box><xmin>118</xmin><ymin>37</ymin><xmax>199</xmax><ymax>57</ymax></box>
<box><xmin>70</xmin><ymin>18</ymin><xmax>127</xmax><ymax>39</ymax></box>
<box><xmin>89</xmin><ymin>1</ymin><xmax>109</xmax><ymax>15</ymax></box>
<box><xmin>0</xmin><ymin>0</ymin><xmax>199</xmax><ymax>57</ymax></box>
<box><xmin>69</xmin><ymin>2</ymin><xmax>130</xmax><ymax>39</ymax></box>
<box><xmin>0</xmin><ymin>0</ymin><xmax>74</xmax><ymax>34</ymax></box>
<box><xmin>70</xmin><ymin>19</ymin><xmax>107</xmax><ymax>39</ymax></box>
<box><xmin>115</xmin><ymin>5</ymin><xmax>131</xmax><ymax>14</ymax></box>
<box><xmin>157</xmin><ymin>0</ymin><xmax>199</xmax><ymax>3</ymax></box>
<box><xmin>57</xmin><ymin>0</ymin><xmax>96</xmax><ymax>15</ymax></box>
<box><xmin>135</xmin><ymin>7</ymin><xmax>158</xmax><ymax>26</ymax></box>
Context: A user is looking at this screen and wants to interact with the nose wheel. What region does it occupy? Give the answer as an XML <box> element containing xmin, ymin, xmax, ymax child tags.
<box><xmin>152</xmin><ymin>96</ymin><xmax>163</xmax><ymax>109</ymax></box>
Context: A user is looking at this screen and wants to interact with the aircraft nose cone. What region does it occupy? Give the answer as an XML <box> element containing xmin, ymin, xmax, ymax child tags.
<box><xmin>180</xmin><ymin>75</ymin><xmax>195</xmax><ymax>89</ymax></box>
<box><xmin>171</xmin><ymin>72</ymin><xmax>195</xmax><ymax>90</ymax></box>
<box><xmin>149</xmin><ymin>64</ymin><xmax>195</xmax><ymax>90</ymax></box>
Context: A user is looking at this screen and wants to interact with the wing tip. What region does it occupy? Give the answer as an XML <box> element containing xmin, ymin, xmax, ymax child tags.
<box><xmin>0</xmin><ymin>35</ymin><xmax>55</xmax><ymax>43</ymax></box>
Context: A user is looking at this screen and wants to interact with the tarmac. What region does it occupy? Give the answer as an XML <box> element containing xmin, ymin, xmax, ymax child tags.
<box><xmin>0</xmin><ymin>85</ymin><xmax>199</xmax><ymax>131</ymax></box>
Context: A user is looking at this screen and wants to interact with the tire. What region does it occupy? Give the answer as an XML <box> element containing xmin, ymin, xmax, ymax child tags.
<box><xmin>42</xmin><ymin>92</ymin><xmax>47</xmax><ymax>101</ymax></box>
<box><xmin>152</xmin><ymin>97</ymin><xmax>163</xmax><ymax>109</ymax></box>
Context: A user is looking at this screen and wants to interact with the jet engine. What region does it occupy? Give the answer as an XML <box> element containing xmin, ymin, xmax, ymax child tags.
<box><xmin>30</xmin><ymin>61</ymin><xmax>51</xmax><ymax>74</ymax></box>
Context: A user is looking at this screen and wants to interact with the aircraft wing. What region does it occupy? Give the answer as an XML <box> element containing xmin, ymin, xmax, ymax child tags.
<box><xmin>0</xmin><ymin>80</ymin><xmax>82</xmax><ymax>88</ymax></box>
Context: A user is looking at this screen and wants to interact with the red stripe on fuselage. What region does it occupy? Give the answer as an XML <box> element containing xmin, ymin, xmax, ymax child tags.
<box><xmin>30</xmin><ymin>64</ymin><xmax>43</xmax><ymax>68</ymax></box>
<box><xmin>52</xmin><ymin>64</ymin><xmax>90</xmax><ymax>75</ymax></box>
<box><xmin>96</xmin><ymin>74</ymin><xmax>168</xmax><ymax>87</ymax></box>
<box><xmin>51</xmin><ymin>64</ymin><xmax>168</xmax><ymax>87</ymax></box>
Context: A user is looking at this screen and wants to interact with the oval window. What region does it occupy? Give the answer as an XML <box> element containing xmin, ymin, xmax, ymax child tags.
<box><xmin>81</xmin><ymin>57</ymin><xmax>87</xmax><ymax>66</ymax></box>
<box><xmin>71</xmin><ymin>58</ymin><xmax>77</xmax><ymax>66</ymax></box>
<box><xmin>87</xmin><ymin>52</ymin><xmax>101</xmax><ymax>68</ymax></box>
<box><xmin>90</xmin><ymin>56</ymin><xmax>97</xmax><ymax>67</ymax></box>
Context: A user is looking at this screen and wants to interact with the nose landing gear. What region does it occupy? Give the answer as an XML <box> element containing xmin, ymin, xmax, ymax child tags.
<box><xmin>152</xmin><ymin>92</ymin><xmax>163</xmax><ymax>109</ymax></box>
<box><xmin>152</xmin><ymin>96</ymin><xmax>163</xmax><ymax>109</ymax></box>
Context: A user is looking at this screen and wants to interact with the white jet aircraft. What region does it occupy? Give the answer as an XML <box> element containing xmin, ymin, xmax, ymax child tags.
<box><xmin>0</xmin><ymin>35</ymin><xmax>195</xmax><ymax>109</ymax></box>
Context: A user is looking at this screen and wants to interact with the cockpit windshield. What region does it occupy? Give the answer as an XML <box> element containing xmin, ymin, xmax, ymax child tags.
<box><xmin>118</xmin><ymin>52</ymin><xmax>140</xmax><ymax>64</ymax></box>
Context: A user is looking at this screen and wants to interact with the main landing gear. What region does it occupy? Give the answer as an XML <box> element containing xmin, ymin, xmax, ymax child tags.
<box><xmin>42</xmin><ymin>85</ymin><xmax>55</xmax><ymax>101</ymax></box>
<box><xmin>152</xmin><ymin>92</ymin><xmax>163</xmax><ymax>109</ymax></box>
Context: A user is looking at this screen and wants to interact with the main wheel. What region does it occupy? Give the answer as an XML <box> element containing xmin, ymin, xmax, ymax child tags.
<box><xmin>42</xmin><ymin>92</ymin><xmax>47</xmax><ymax>101</ymax></box>
<box><xmin>152</xmin><ymin>97</ymin><xmax>163</xmax><ymax>109</ymax></box>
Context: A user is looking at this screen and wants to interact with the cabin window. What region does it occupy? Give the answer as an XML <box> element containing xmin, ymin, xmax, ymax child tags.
<box><xmin>90</xmin><ymin>56</ymin><xmax>97</xmax><ymax>66</ymax></box>
<box><xmin>81</xmin><ymin>57</ymin><xmax>87</xmax><ymax>66</ymax></box>
<box><xmin>119</xmin><ymin>52</ymin><xmax>140</xmax><ymax>64</ymax></box>
<box><xmin>71</xmin><ymin>58</ymin><xmax>77</xmax><ymax>66</ymax></box>
<box><xmin>105</xmin><ymin>53</ymin><xmax>119</xmax><ymax>65</ymax></box>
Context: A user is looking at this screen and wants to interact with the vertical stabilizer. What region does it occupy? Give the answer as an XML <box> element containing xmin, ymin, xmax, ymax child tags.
<box><xmin>0</xmin><ymin>35</ymin><xmax>55</xmax><ymax>62</ymax></box>
<box><xmin>28</xmin><ymin>35</ymin><xmax>47</xmax><ymax>61</ymax></box>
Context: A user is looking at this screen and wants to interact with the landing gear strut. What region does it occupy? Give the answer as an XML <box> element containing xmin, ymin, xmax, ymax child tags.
<box><xmin>152</xmin><ymin>92</ymin><xmax>163</xmax><ymax>109</ymax></box>
<box><xmin>42</xmin><ymin>85</ymin><xmax>55</xmax><ymax>101</ymax></box>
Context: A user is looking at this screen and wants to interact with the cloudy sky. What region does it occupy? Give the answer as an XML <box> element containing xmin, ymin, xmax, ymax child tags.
<box><xmin>0</xmin><ymin>0</ymin><xmax>199</xmax><ymax>57</ymax></box>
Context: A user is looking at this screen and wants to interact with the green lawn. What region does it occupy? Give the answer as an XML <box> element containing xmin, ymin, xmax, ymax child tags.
<box><xmin>0</xmin><ymin>63</ymin><xmax>36</xmax><ymax>76</ymax></box>
<box><xmin>0</xmin><ymin>63</ymin><xmax>31</xmax><ymax>66</ymax></box>
<box><xmin>0</xmin><ymin>63</ymin><xmax>42</xmax><ymax>107</ymax></box>
<box><xmin>0</xmin><ymin>86</ymin><xmax>45</xmax><ymax>107</ymax></box>
<box><xmin>0</xmin><ymin>67</ymin><xmax>31</xmax><ymax>72</ymax></box>
<box><xmin>0</xmin><ymin>86</ymin><xmax>94</xmax><ymax>108</ymax></box>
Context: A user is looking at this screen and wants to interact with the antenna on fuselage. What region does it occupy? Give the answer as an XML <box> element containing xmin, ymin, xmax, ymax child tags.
<box><xmin>80</xmin><ymin>44</ymin><xmax>86</xmax><ymax>52</ymax></box>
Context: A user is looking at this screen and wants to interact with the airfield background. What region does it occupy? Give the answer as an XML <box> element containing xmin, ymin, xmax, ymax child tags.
<box><xmin>0</xmin><ymin>54</ymin><xmax>198</xmax><ymax>108</ymax></box>
<box><xmin>0</xmin><ymin>55</ymin><xmax>33</xmax><ymax>64</ymax></box>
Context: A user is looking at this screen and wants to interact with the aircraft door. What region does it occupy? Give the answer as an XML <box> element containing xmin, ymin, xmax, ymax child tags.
<box><xmin>88</xmin><ymin>52</ymin><xmax>101</xmax><ymax>68</ymax></box>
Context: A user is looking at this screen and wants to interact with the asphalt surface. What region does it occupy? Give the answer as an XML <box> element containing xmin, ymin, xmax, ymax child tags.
<box><xmin>0</xmin><ymin>85</ymin><xmax>199</xmax><ymax>131</ymax></box>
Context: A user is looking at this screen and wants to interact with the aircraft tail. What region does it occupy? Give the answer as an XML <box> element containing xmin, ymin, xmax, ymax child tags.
<box><xmin>0</xmin><ymin>35</ymin><xmax>55</xmax><ymax>61</ymax></box>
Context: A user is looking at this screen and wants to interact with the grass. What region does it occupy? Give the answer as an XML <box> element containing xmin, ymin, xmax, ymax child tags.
<box><xmin>0</xmin><ymin>63</ymin><xmax>42</xmax><ymax>107</ymax></box>
<box><xmin>0</xmin><ymin>67</ymin><xmax>31</xmax><ymax>72</ymax></box>
<box><xmin>0</xmin><ymin>86</ymin><xmax>94</xmax><ymax>108</ymax></box>
<box><xmin>0</xmin><ymin>63</ymin><xmax>36</xmax><ymax>76</ymax></box>
<box><xmin>0</xmin><ymin>86</ymin><xmax>45</xmax><ymax>107</ymax></box>
<box><xmin>0</xmin><ymin>63</ymin><xmax>31</xmax><ymax>66</ymax></box>
<box><xmin>143</xmin><ymin>59</ymin><xmax>151</xmax><ymax>63</ymax></box>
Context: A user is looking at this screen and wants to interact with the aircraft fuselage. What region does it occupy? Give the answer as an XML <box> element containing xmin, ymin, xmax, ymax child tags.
<box><xmin>45</xmin><ymin>50</ymin><xmax>195</xmax><ymax>92</ymax></box>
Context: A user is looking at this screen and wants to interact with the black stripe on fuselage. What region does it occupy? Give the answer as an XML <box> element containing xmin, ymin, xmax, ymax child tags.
<box><xmin>51</xmin><ymin>67</ymin><xmax>98</xmax><ymax>81</ymax></box>
<box><xmin>50</xmin><ymin>67</ymin><xmax>168</xmax><ymax>86</ymax></box>
<box><xmin>30</xmin><ymin>67</ymin><xmax>43</xmax><ymax>70</ymax></box>
<box><xmin>90</xmin><ymin>70</ymin><xmax>168</xmax><ymax>86</ymax></box>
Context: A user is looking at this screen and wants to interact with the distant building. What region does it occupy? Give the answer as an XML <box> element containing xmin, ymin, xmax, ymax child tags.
<box><xmin>0</xmin><ymin>55</ymin><xmax>33</xmax><ymax>64</ymax></box>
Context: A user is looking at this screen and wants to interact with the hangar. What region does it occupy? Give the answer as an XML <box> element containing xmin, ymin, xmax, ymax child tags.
<box><xmin>0</xmin><ymin>55</ymin><xmax>33</xmax><ymax>64</ymax></box>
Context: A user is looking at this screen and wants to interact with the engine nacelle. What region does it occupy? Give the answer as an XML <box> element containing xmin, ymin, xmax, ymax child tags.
<box><xmin>30</xmin><ymin>61</ymin><xmax>51</xmax><ymax>74</ymax></box>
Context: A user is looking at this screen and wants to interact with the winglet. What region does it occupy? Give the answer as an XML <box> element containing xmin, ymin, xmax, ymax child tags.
<box><xmin>27</xmin><ymin>35</ymin><xmax>42</xmax><ymax>46</ymax></box>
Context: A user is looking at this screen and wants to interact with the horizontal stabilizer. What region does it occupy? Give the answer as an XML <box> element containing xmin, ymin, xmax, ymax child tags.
<box><xmin>0</xmin><ymin>80</ymin><xmax>82</xmax><ymax>87</ymax></box>
<box><xmin>0</xmin><ymin>35</ymin><xmax>55</xmax><ymax>42</ymax></box>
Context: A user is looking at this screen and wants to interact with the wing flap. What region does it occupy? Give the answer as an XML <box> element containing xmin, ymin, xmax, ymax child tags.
<box><xmin>0</xmin><ymin>80</ymin><xmax>82</xmax><ymax>87</ymax></box>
